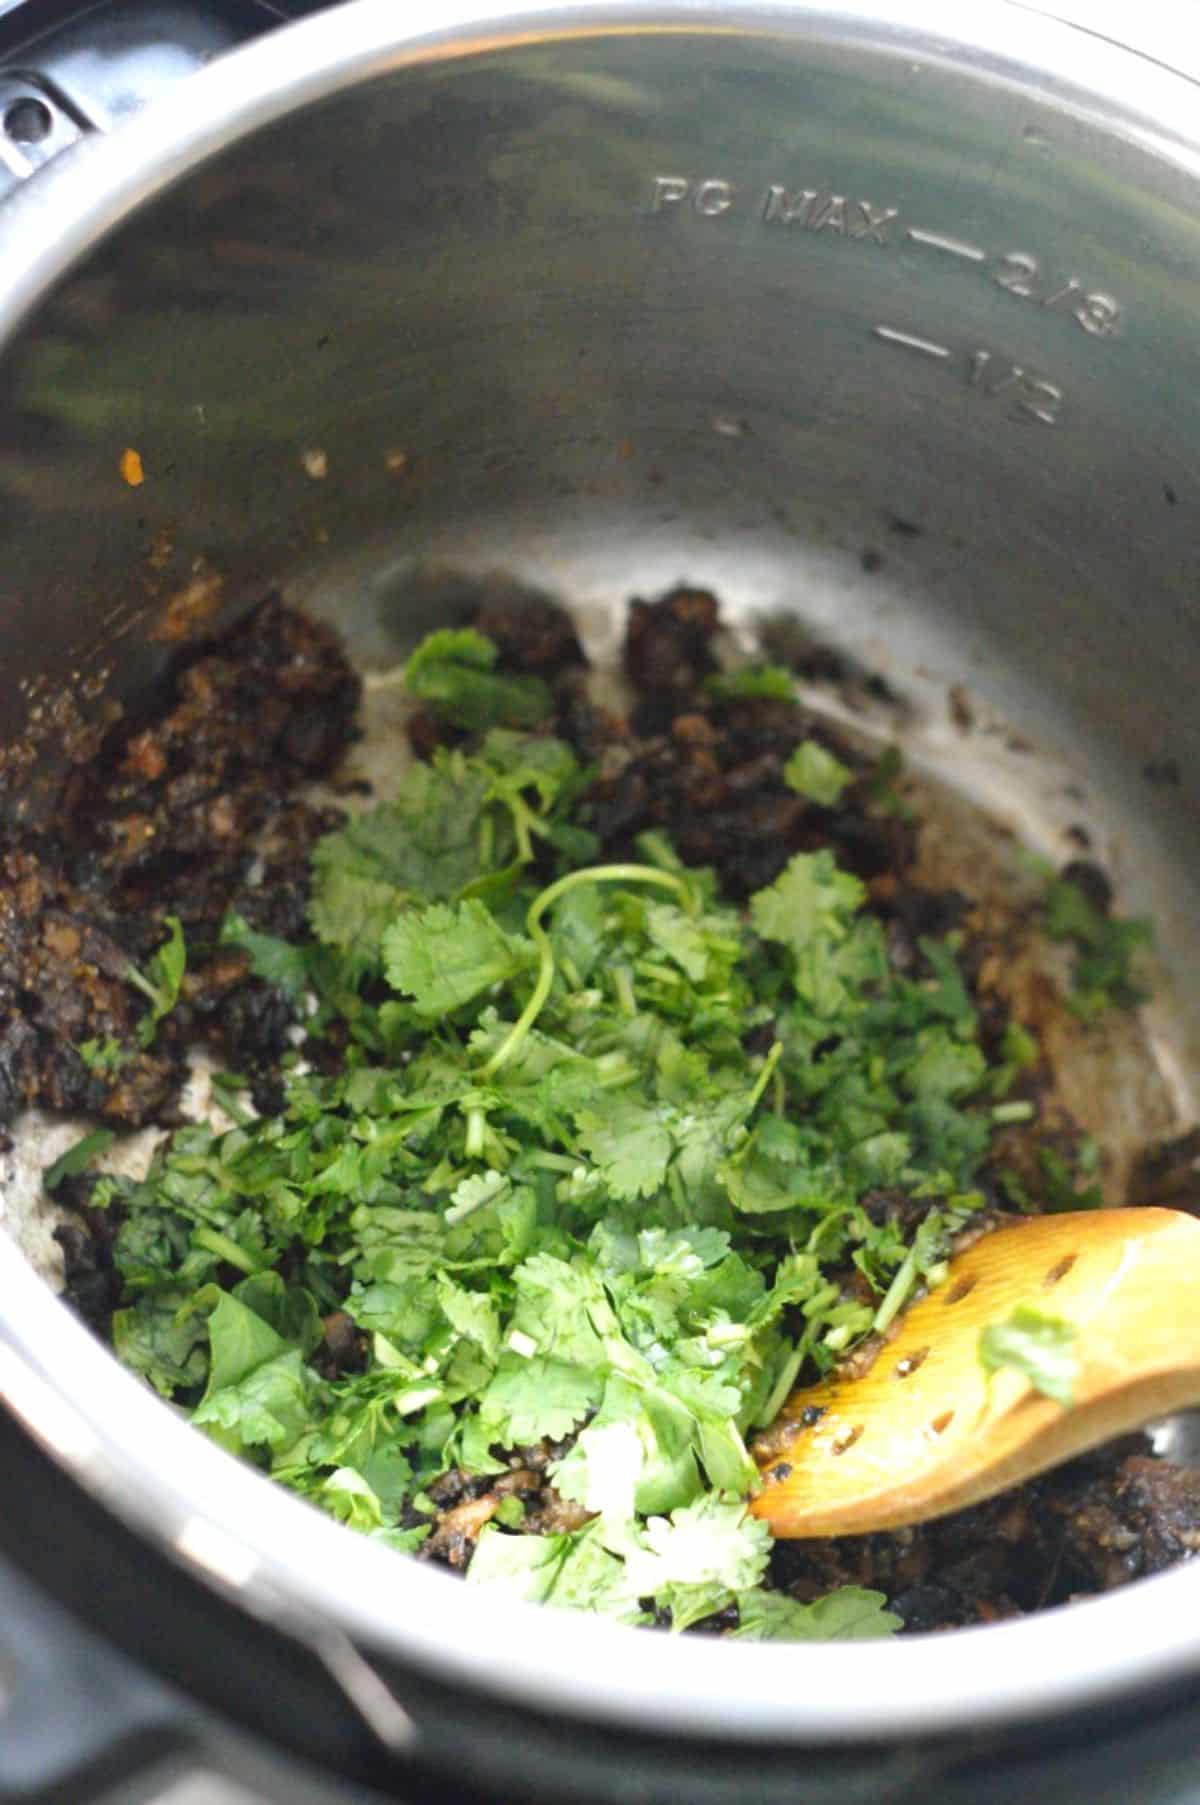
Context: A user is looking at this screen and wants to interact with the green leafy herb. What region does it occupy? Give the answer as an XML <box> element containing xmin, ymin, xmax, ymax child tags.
<box><xmin>220</xmin><ymin>913</ymin><xmax>310</xmax><ymax>1004</ymax></box>
<box><xmin>783</xmin><ymin>741</ymin><xmax>853</xmax><ymax>807</ymax></box>
<box><xmin>66</xmin><ymin>622</ymin><xmax>1128</xmax><ymax>1640</ymax></box>
<box><xmin>1042</xmin><ymin>873</ymin><xmax>1152</xmax><ymax>1016</ymax></box>
<box><xmin>77</xmin><ymin>1037</ymin><xmax>130</xmax><ymax>1077</ymax></box>
<box><xmin>620</xmin><ymin>1493</ymin><xmax>772</xmax><ymax>1629</ymax></box>
<box><xmin>864</xmin><ymin>744</ymin><xmax>913</xmax><ymax>820</ymax></box>
<box><xmin>44</xmin><ymin>1128</ymin><xmax>115</xmax><ymax>1190</ymax></box>
<box><xmin>978</xmin><ymin>1304</ymin><xmax>1077</xmax><ymax>1407</ymax></box>
<box><xmin>402</xmin><ymin>628</ymin><xmax>553</xmax><ymax>731</ymax></box>
<box><xmin>309</xmin><ymin>735</ymin><xmax>584</xmax><ymax>970</ymax></box>
<box><xmin>704</xmin><ymin>665</ymin><xmax>795</xmax><ymax>703</ymax></box>
<box><xmin>1037</xmin><ymin>1142</ymin><xmax>1104</xmax><ymax>1215</ymax></box>
<box><xmin>127</xmin><ymin>916</ymin><xmax>186</xmax><ymax>1047</ymax></box>
<box><xmin>383</xmin><ymin>899</ymin><xmax>531</xmax><ymax>1016</ymax></box>
<box><xmin>731</xmin><ymin>1586</ymin><xmax>901</xmax><ymax>1641</ymax></box>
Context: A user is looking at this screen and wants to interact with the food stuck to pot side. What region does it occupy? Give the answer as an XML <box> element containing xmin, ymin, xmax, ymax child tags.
<box><xmin>12</xmin><ymin>584</ymin><xmax>1198</xmax><ymax>1638</ymax></box>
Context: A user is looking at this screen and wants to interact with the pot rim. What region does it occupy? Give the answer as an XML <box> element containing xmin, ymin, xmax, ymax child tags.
<box><xmin>2</xmin><ymin>0</ymin><xmax>1200</xmax><ymax>1747</ymax></box>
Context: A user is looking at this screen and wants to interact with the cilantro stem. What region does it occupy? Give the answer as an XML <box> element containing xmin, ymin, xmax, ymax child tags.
<box><xmin>872</xmin><ymin>1244</ymin><xmax>919</xmax><ymax>1335</ymax></box>
<box><xmin>478</xmin><ymin>863</ymin><xmax>694</xmax><ymax>1078</ymax></box>
<box><xmin>211</xmin><ymin>1073</ymin><xmax>255</xmax><ymax>1126</ymax></box>
<box><xmin>465</xmin><ymin>1108</ymin><xmax>487</xmax><ymax>1160</ymax></box>
<box><xmin>635</xmin><ymin>959</ymin><xmax>683</xmax><ymax>986</ymax></box>
<box><xmin>523</xmin><ymin>1149</ymin><xmax>578</xmax><ymax>1173</ymax></box>
<box><xmin>125</xmin><ymin>964</ymin><xmax>162</xmax><ymax>1006</ymax></box>
<box><xmin>507</xmin><ymin>795</ymin><xmax>551</xmax><ymax>864</ymax></box>
<box><xmin>193</xmin><ymin>1224</ymin><xmax>262</xmax><ymax>1276</ymax></box>
<box><xmin>753</xmin><ymin>1341</ymin><xmax>806</xmax><ymax>1430</ymax></box>
<box><xmin>991</xmin><ymin>1100</ymin><xmax>1036</xmax><ymax>1125</ymax></box>
<box><xmin>612</xmin><ymin>966</ymin><xmax>637</xmax><ymax>1018</ymax></box>
<box><xmin>744</xmin><ymin>1041</ymin><xmax>783</xmax><ymax>1116</ymax></box>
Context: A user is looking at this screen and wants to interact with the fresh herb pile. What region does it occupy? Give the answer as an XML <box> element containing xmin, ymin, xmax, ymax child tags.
<box><xmin>45</xmin><ymin>607</ymin><xmax>1151</xmax><ymax>1638</ymax></box>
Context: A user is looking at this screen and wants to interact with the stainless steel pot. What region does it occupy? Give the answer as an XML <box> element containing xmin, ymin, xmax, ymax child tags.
<box><xmin>1</xmin><ymin>2</ymin><xmax>1200</xmax><ymax>1798</ymax></box>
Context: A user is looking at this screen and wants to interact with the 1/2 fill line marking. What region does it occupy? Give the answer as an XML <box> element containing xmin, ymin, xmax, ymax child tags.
<box><xmin>907</xmin><ymin>228</ymin><xmax>987</xmax><ymax>262</ymax></box>
<box><xmin>873</xmin><ymin>325</ymin><xmax>952</xmax><ymax>359</ymax></box>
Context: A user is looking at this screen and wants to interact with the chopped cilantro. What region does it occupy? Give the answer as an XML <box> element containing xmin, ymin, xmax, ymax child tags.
<box><xmin>731</xmin><ymin>1586</ymin><xmax>901</xmax><ymax>1641</ymax></box>
<box><xmin>978</xmin><ymin>1304</ymin><xmax>1077</xmax><ymax>1407</ymax></box>
<box><xmin>784</xmin><ymin>741</ymin><xmax>853</xmax><ymax>807</ymax></box>
<box><xmin>402</xmin><ymin>628</ymin><xmax>553</xmax><ymax>731</ymax></box>
<box><xmin>1037</xmin><ymin>1142</ymin><xmax>1105</xmax><ymax>1214</ymax></box>
<box><xmin>44</xmin><ymin>1128</ymin><xmax>115</xmax><ymax>1190</ymax></box>
<box><xmin>864</xmin><ymin>744</ymin><xmax>913</xmax><ymax>820</ymax></box>
<box><xmin>1042</xmin><ymin>872</ymin><xmax>1152</xmax><ymax>1017</ymax></box>
<box><xmin>127</xmin><ymin>915</ymin><xmax>186</xmax><ymax>1048</ymax></box>
<box><xmin>704</xmin><ymin>665</ymin><xmax>795</xmax><ymax>703</ymax></box>
<box><xmin>77</xmin><ymin>1036</ymin><xmax>129</xmax><ymax>1077</ymax></box>
<box><xmin>383</xmin><ymin>899</ymin><xmax>532</xmax><ymax>1016</ymax></box>
<box><xmin>68</xmin><ymin>622</ymin><xmax>1134</xmax><ymax>1641</ymax></box>
<box><xmin>220</xmin><ymin>913</ymin><xmax>310</xmax><ymax>1004</ymax></box>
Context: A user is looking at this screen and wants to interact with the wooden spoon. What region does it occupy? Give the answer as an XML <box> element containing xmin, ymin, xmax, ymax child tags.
<box><xmin>750</xmin><ymin>1207</ymin><xmax>1200</xmax><ymax>1537</ymax></box>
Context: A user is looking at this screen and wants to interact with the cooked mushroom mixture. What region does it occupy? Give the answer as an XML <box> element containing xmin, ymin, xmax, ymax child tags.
<box><xmin>18</xmin><ymin>585</ymin><xmax>1198</xmax><ymax>1637</ymax></box>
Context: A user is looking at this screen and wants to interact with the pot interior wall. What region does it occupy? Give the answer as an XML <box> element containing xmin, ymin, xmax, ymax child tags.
<box><xmin>0</xmin><ymin>24</ymin><xmax>1197</xmax><ymax>1073</ymax></box>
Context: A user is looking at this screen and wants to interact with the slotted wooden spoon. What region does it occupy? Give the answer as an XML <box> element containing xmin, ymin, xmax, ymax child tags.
<box><xmin>750</xmin><ymin>1207</ymin><xmax>1200</xmax><ymax>1537</ymax></box>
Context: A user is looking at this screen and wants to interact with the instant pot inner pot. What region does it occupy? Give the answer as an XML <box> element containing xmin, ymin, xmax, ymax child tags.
<box><xmin>3</xmin><ymin>5</ymin><xmax>1200</xmax><ymax>1727</ymax></box>
<box><xmin>2</xmin><ymin>26</ymin><xmax>1198</xmax><ymax>1010</ymax></box>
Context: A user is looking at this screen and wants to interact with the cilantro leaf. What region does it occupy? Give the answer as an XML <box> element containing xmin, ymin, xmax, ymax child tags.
<box><xmin>321</xmin><ymin>1467</ymin><xmax>387</xmax><ymax>1532</ymax></box>
<box><xmin>382</xmin><ymin>899</ymin><xmax>530</xmax><ymax>1016</ymax></box>
<box><xmin>575</xmin><ymin>1096</ymin><xmax>673</xmax><ymax>1200</ymax></box>
<box><xmin>111</xmin><ymin>1295</ymin><xmax>208</xmax><ymax>1397</ymax></box>
<box><xmin>704</xmin><ymin>665</ymin><xmax>795</xmax><ymax>702</ymax></box>
<box><xmin>978</xmin><ymin>1304</ymin><xmax>1077</xmax><ymax>1407</ymax></box>
<box><xmin>310</xmin><ymin>757</ymin><xmax>492</xmax><ymax>955</ymax></box>
<box><xmin>1037</xmin><ymin>1143</ymin><xmax>1104</xmax><ymax>1214</ymax></box>
<box><xmin>193</xmin><ymin>1348</ymin><xmax>317</xmax><ymax>1455</ymax></box>
<box><xmin>467</xmin><ymin>1520</ymin><xmax>644</xmax><ymax>1622</ymax></box>
<box><xmin>403</xmin><ymin>628</ymin><xmax>553</xmax><ymax>731</ymax></box>
<box><xmin>750</xmin><ymin>851</ymin><xmax>866</xmax><ymax>962</ymax></box>
<box><xmin>465</xmin><ymin>1524</ymin><xmax>572</xmax><ymax>1601</ymax></box>
<box><xmin>732</xmin><ymin>1587</ymin><xmax>901</xmax><ymax>1641</ymax></box>
<box><xmin>902</xmin><ymin>1028</ymin><xmax>986</xmax><ymax>1103</ymax></box>
<box><xmin>508</xmin><ymin>1252</ymin><xmax>620</xmax><ymax>1366</ymax></box>
<box><xmin>436</xmin><ymin>1273</ymin><xmax>501</xmax><ymax>1363</ymax></box>
<box><xmin>232</xmin><ymin>1272</ymin><xmax>323</xmax><ymax>1355</ymax></box>
<box><xmin>220</xmin><ymin>913</ymin><xmax>310</xmax><ymax>1004</ymax></box>
<box><xmin>1042</xmin><ymin>873</ymin><xmax>1152</xmax><ymax>1016</ymax></box>
<box><xmin>544</xmin><ymin>1519</ymin><xmax>646</xmax><ymax>1622</ymax></box>
<box><xmin>784</xmin><ymin>741</ymin><xmax>853</xmax><ymax>807</ymax></box>
<box><xmin>551</xmin><ymin>1375</ymin><xmax>701</xmax><ymax>1517</ymax></box>
<box><xmin>186</xmin><ymin>1287</ymin><xmax>323</xmax><ymax>1456</ymax></box>
<box><xmin>77</xmin><ymin>1036</ymin><xmax>129</xmax><ymax>1076</ymax></box>
<box><xmin>200</xmin><ymin>1288</ymin><xmax>292</xmax><ymax>1393</ymax></box>
<box><xmin>476</xmin><ymin>1355</ymin><xmax>602</xmax><ymax>1444</ymax></box>
<box><xmin>552</xmin><ymin>1418</ymin><xmax>646</xmax><ymax>1520</ymax></box>
<box><xmin>44</xmin><ymin>1128</ymin><xmax>115</xmax><ymax>1190</ymax></box>
<box><xmin>645</xmin><ymin>901</ymin><xmax>713</xmax><ymax>982</ymax></box>
<box><xmin>127</xmin><ymin>915</ymin><xmax>186</xmax><ymax>1047</ymax></box>
<box><xmin>621</xmin><ymin>1493</ymin><xmax>772</xmax><ymax>1623</ymax></box>
<box><xmin>309</xmin><ymin>867</ymin><xmax>405</xmax><ymax>965</ymax></box>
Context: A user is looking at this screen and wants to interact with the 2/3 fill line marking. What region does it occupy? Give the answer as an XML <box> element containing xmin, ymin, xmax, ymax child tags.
<box><xmin>907</xmin><ymin>228</ymin><xmax>987</xmax><ymax>262</ymax></box>
<box><xmin>873</xmin><ymin>325</ymin><xmax>952</xmax><ymax>358</ymax></box>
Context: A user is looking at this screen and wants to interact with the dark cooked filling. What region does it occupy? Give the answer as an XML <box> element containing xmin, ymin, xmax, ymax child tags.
<box><xmin>15</xmin><ymin>583</ymin><xmax>1197</xmax><ymax>1635</ymax></box>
